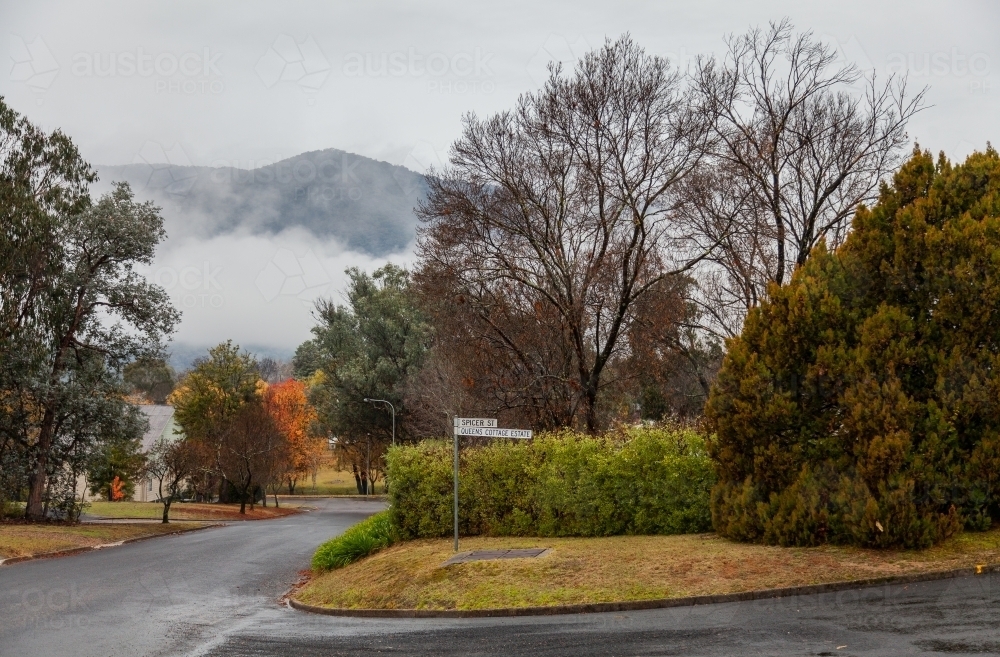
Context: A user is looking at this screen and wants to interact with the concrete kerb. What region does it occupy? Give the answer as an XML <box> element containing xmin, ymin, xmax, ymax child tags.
<box><xmin>288</xmin><ymin>563</ymin><xmax>999</xmax><ymax>618</ymax></box>
<box><xmin>82</xmin><ymin>517</ymin><xmax>222</xmax><ymax>523</ymax></box>
<box><xmin>0</xmin><ymin>523</ymin><xmax>222</xmax><ymax>567</ymax></box>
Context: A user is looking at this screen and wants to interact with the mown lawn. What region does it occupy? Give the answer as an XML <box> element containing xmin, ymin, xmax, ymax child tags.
<box><xmin>297</xmin><ymin>529</ymin><xmax>1000</xmax><ymax>611</ymax></box>
<box><xmin>87</xmin><ymin>501</ymin><xmax>304</xmax><ymax>521</ymax></box>
<box><xmin>0</xmin><ymin>522</ymin><xmax>204</xmax><ymax>559</ymax></box>
<box><xmin>282</xmin><ymin>466</ymin><xmax>386</xmax><ymax>495</ymax></box>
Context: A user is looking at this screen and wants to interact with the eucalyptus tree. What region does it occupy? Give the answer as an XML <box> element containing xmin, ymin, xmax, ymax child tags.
<box><xmin>297</xmin><ymin>264</ymin><xmax>429</xmax><ymax>483</ymax></box>
<box><xmin>17</xmin><ymin>184</ymin><xmax>178</xmax><ymax>519</ymax></box>
<box><xmin>0</xmin><ymin>96</ymin><xmax>95</xmax><ymax>514</ymax></box>
<box><xmin>0</xmin><ymin>97</ymin><xmax>179</xmax><ymax>519</ymax></box>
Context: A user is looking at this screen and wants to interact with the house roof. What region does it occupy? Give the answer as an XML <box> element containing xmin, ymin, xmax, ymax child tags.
<box><xmin>138</xmin><ymin>405</ymin><xmax>177</xmax><ymax>452</ymax></box>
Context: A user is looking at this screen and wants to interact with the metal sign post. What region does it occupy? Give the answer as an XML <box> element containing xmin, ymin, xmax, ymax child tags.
<box><xmin>453</xmin><ymin>417</ymin><xmax>459</xmax><ymax>552</ymax></box>
<box><xmin>452</xmin><ymin>417</ymin><xmax>533</xmax><ymax>552</ymax></box>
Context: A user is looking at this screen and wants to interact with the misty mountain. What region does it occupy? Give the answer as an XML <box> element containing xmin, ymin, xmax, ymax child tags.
<box><xmin>96</xmin><ymin>148</ymin><xmax>430</xmax><ymax>255</ymax></box>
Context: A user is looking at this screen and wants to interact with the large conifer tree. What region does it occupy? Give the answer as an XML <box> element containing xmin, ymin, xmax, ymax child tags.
<box><xmin>707</xmin><ymin>147</ymin><xmax>1000</xmax><ymax>548</ymax></box>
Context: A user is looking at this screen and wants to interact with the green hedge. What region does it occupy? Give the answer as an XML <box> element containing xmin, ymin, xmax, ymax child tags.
<box><xmin>387</xmin><ymin>427</ymin><xmax>715</xmax><ymax>538</ymax></box>
<box><xmin>312</xmin><ymin>510</ymin><xmax>398</xmax><ymax>571</ymax></box>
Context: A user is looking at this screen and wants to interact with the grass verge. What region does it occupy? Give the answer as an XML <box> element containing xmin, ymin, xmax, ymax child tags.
<box><xmin>87</xmin><ymin>501</ymin><xmax>303</xmax><ymax>521</ymax></box>
<box><xmin>0</xmin><ymin>522</ymin><xmax>203</xmax><ymax>559</ymax></box>
<box><xmin>296</xmin><ymin>529</ymin><xmax>1000</xmax><ymax>611</ymax></box>
<box><xmin>282</xmin><ymin>465</ymin><xmax>386</xmax><ymax>495</ymax></box>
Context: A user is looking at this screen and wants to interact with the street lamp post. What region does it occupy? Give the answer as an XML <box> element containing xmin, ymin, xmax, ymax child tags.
<box><xmin>363</xmin><ymin>398</ymin><xmax>395</xmax><ymax>446</ymax></box>
<box><xmin>366</xmin><ymin>433</ymin><xmax>371</xmax><ymax>496</ymax></box>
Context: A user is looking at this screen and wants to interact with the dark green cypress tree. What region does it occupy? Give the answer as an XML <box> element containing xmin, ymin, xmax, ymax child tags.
<box><xmin>707</xmin><ymin>146</ymin><xmax>1000</xmax><ymax>548</ymax></box>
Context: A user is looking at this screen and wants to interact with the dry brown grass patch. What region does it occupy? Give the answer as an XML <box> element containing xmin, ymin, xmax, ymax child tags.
<box><xmin>0</xmin><ymin>522</ymin><xmax>204</xmax><ymax>559</ymax></box>
<box><xmin>297</xmin><ymin>530</ymin><xmax>1000</xmax><ymax>611</ymax></box>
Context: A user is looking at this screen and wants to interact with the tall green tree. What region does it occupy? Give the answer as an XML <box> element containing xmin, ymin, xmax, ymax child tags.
<box><xmin>124</xmin><ymin>357</ymin><xmax>177</xmax><ymax>404</ymax></box>
<box><xmin>0</xmin><ymin>97</ymin><xmax>95</xmax><ymax>347</ymax></box>
<box><xmin>707</xmin><ymin>147</ymin><xmax>1000</xmax><ymax>548</ymax></box>
<box><xmin>170</xmin><ymin>341</ymin><xmax>261</xmax><ymax>445</ymax></box>
<box><xmin>0</xmin><ymin>96</ymin><xmax>96</xmax><ymax>515</ymax></box>
<box><xmin>169</xmin><ymin>341</ymin><xmax>262</xmax><ymax>501</ymax></box>
<box><xmin>12</xmin><ymin>185</ymin><xmax>180</xmax><ymax>518</ymax></box>
<box><xmin>86</xmin><ymin>428</ymin><xmax>145</xmax><ymax>502</ymax></box>
<box><xmin>296</xmin><ymin>265</ymin><xmax>429</xmax><ymax>482</ymax></box>
<box><xmin>1</xmin><ymin>98</ymin><xmax>178</xmax><ymax>519</ymax></box>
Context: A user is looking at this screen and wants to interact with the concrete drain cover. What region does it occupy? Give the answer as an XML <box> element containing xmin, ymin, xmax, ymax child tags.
<box><xmin>442</xmin><ymin>548</ymin><xmax>551</xmax><ymax>566</ymax></box>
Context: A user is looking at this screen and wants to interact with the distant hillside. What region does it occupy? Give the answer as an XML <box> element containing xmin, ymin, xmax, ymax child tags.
<box><xmin>165</xmin><ymin>342</ymin><xmax>295</xmax><ymax>372</ymax></box>
<box><xmin>96</xmin><ymin>148</ymin><xmax>429</xmax><ymax>255</ymax></box>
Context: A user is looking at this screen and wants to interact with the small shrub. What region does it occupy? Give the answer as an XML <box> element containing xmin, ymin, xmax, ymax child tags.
<box><xmin>0</xmin><ymin>500</ymin><xmax>26</xmax><ymax>519</ymax></box>
<box><xmin>312</xmin><ymin>510</ymin><xmax>398</xmax><ymax>571</ymax></box>
<box><xmin>387</xmin><ymin>426</ymin><xmax>715</xmax><ymax>539</ymax></box>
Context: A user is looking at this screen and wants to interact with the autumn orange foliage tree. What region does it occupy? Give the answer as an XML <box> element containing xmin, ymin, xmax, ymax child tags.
<box><xmin>264</xmin><ymin>379</ymin><xmax>324</xmax><ymax>494</ymax></box>
<box><xmin>109</xmin><ymin>476</ymin><xmax>125</xmax><ymax>501</ymax></box>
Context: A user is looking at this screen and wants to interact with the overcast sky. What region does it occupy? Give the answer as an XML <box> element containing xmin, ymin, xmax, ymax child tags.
<box><xmin>2</xmin><ymin>0</ymin><xmax>998</xmax><ymax>362</ymax></box>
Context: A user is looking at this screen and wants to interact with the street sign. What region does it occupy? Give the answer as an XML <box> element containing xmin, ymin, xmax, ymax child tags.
<box><xmin>453</xmin><ymin>417</ymin><xmax>497</xmax><ymax>428</ymax></box>
<box><xmin>451</xmin><ymin>415</ymin><xmax>532</xmax><ymax>552</ymax></box>
<box><xmin>455</xmin><ymin>426</ymin><xmax>532</xmax><ymax>438</ymax></box>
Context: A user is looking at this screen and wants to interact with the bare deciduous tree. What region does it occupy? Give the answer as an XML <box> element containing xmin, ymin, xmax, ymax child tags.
<box><xmin>401</xmin><ymin>343</ymin><xmax>477</xmax><ymax>438</ymax></box>
<box><xmin>217</xmin><ymin>402</ymin><xmax>285</xmax><ymax>514</ymax></box>
<box><xmin>626</xmin><ymin>275</ymin><xmax>721</xmax><ymax>413</ymax></box>
<box><xmin>143</xmin><ymin>437</ymin><xmax>198</xmax><ymax>523</ymax></box>
<box><xmin>417</xmin><ymin>36</ymin><xmax>716</xmax><ymax>432</ymax></box>
<box><xmin>690</xmin><ymin>19</ymin><xmax>926</xmax><ymax>335</ymax></box>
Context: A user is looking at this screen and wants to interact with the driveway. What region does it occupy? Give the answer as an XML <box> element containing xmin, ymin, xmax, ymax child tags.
<box><xmin>1</xmin><ymin>497</ymin><xmax>997</xmax><ymax>656</ymax></box>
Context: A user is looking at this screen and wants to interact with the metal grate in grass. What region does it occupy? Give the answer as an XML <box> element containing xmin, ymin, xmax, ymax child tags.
<box><xmin>442</xmin><ymin>548</ymin><xmax>550</xmax><ymax>566</ymax></box>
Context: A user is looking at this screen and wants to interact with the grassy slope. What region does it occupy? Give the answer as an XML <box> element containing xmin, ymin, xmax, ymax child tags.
<box><xmin>87</xmin><ymin>501</ymin><xmax>303</xmax><ymax>521</ymax></box>
<box><xmin>0</xmin><ymin>522</ymin><xmax>203</xmax><ymax>559</ymax></box>
<box><xmin>297</xmin><ymin>530</ymin><xmax>1000</xmax><ymax>611</ymax></box>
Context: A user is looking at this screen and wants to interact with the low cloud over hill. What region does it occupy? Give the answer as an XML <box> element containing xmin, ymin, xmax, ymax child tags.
<box><xmin>94</xmin><ymin>148</ymin><xmax>429</xmax><ymax>367</ymax></box>
<box><xmin>97</xmin><ymin>147</ymin><xmax>429</xmax><ymax>255</ymax></box>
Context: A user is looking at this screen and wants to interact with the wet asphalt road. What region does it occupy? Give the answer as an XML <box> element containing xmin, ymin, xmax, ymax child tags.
<box><xmin>1</xmin><ymin>498</ymin><xmax>998</xmax><ymax>656</ymax></box>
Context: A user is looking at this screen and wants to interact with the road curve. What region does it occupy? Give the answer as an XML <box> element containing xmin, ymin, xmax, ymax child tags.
<box><xmin>2</xmin><ymin>498</ymin><xmax>998</xmax><ymax>656</ymax></box>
